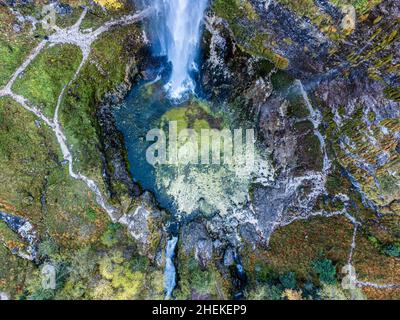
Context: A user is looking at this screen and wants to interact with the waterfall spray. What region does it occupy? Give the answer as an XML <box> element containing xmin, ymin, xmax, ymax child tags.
<box><xmin>146</xmin><ymin>0</ymin><xmax>208</xmax><ymax>99</ymax></box>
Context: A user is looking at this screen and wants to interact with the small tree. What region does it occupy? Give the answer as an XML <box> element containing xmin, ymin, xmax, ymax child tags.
<box><xmin>312</xmin><ymin>258</ymin><xmax>337</xmax><ymax>284</ymax></box>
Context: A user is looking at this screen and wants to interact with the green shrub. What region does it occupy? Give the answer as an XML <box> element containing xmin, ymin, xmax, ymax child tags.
<box><xmin>382</xmin><ymin>243</ymin><xmax>400</xmax><ymax>257</ymax></box>
<box><xmin>279</xmin><ymin>272</ymin><xmax>297</xmax><ymax>289</ymax></box>
<box><xmin>312</xmin><ymin>258</ymin><xmax>337</xmax><ymax>284</ymax></box>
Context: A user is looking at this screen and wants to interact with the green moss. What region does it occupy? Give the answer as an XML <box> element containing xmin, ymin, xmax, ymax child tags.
<box><xmin>0</xmin><ymin>244</ymin><xmax>36</xmax><ymax>299</ymax></box>
<box><xmin>367</xmin><ymin>110</ymin><xmax>376</xmax><ymax>122</ymax></box>
<box><xmin>384</xmin><ymin>86</ymin><xmax>400</xmax><ymax>102</ymax></box>
<box><xmin>0</xmin><ymin>37</ymin><xmax>38</xmax><ymax>87</ymax></box>
<box><xmin>56</xmin><ymin>6</ymin><xmax>86</xmax><ymax>29</ymax></box>
<box><xmin>86</xmin><ymin>208</ymin><xmax>97</xmax><ymax>221</ymax></box>
<box><xmin>0</xmin><ymin>96</ymin><xmax>59</xmax><ymax>215</ymax></box>
<box><xmin>275</xmin><ymin>0</ymin><xmax>334</xmax><ymax>33</ymax></box>
<box><xmin>0</xmin><ymin>97</ymin><xmax>107</xmax><ymax>248</ymax></box>
<box><xmin>13</xmin><ymin>44</ymin><xmax>82</xmax><ymax>117</ymax></box>
<box><xmin>312</xmin><ymin>258</ymin><xmax>337</xmax><ymax>284</ymax></box>
<box><xmin>101</xmin><ymin>223</ymin><xmax>121</xmax><ymax>248</ymax></box>
<box><xmin>287</xmin><ymin>94</ymin><xmax>310</xmax><ymax>119</ymax></box>
<box><xmin>271</xmin><ymin>70</ymin><xmax>294</xmax><ymax>92</ymax></box>
<box><xmin>331</xmin><ymin>0</ymin><xmax>383</xmax><ymax>14</ymax></box>
<box><xmin>175</xmin><ymin>256</ymin><xmax>231</xmax><ymax>300</ymax></box>
<box><xmin>213</xmin><ymin>0</ymin><xmax>258</xmax><ymax>21</ymax></box>
<box><xmin>325</xmin><ymin>163</ymin><xmax>349</xmax><ymax>194</ymax></box>
<box><xmin>79</xmin><ymin>4</ymin><xmax>134</xmax><ymax>31</ymax></box>
<box><xmin>213</xmin><ymin>0</ymin><xmax>288</xmax><ymax>69</ymax></box>
<box><xmin>246</xmin><ymin>34</ymin><xmax>289</xmax><ymax>69</ymax></box>
<box><xmin>277</xmin><ymin>0</ymin><xmax>321</xmax><ymax>18</ymax></box>
<box><xmin>60</xmin><ymin>23</ymin><xmax>142</xmax><ymax>188</ymax></box>
<box><xmin>0</xmin><ymin>8</ymin><xmax>40</xmax><ymax>87</ymax></box>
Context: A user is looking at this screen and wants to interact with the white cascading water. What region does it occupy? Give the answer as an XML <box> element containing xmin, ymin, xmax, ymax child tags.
<box><xmin>150</xmin><ymin>0</ymin><xmax>208</xmax><ymax>99</ymax></box>
<box><xmin>164</xmin><ymin>237</ymin><xmax>178</xmax><ymax>299</ymax></box>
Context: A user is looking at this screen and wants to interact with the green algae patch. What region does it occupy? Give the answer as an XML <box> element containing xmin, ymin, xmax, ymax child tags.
<box><xmin>162</xmin><ymin>106</ymin><xmax>192</xmax><ymax>132</ymax></box>
<box><xmin>160</xmin><ymin>99</ymin><xmax>224</xmax><ymax>135</ymax></box>
<box><xmin>153</xmin><ymin>99</ymin><xmax>274</xmax><ymax>217</ymax></box>
<box><xmin>13</xmin><ymin>44</ymin><xmax>83</xmax><ymax>118</ymax></box>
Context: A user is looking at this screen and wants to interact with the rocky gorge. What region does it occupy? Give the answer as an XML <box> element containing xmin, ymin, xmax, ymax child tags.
<box><xmin>0</xmin><ymin>0</ymin><xmax>399</xmax><ymax>300</ymax></box>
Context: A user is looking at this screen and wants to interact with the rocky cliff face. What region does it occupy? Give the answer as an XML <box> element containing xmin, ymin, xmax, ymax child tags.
<box><xmin>197</xmin><ymin>0</ymin><xmax>399</xmax><ymax>235</ymax></box>
<box><xmin>175</xmin><ymin>0</ymin><xmax>400</xmax><ymax>299</ymax></box>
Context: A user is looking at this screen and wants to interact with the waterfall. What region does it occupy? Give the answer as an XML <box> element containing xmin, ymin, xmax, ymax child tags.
<box><xmin>146</xmin><ymin>0</ymin><xmax>208</xmax><ymax>99</ymax></box>
<box><xmin>164</xmin><ymin>236</ymin><xmax>178</xmax><ymax>299</ymax></box>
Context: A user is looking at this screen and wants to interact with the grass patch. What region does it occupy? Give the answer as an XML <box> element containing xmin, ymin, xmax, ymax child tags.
<box><xmin>13</xmin><ymin>44</ymin><xmax>82</xmax><ymax>117</ymax></box>
<box><xmin>0</xmin><ymin>244</ymin><xmax>36</xmax><ymax>298</ymax></box>
<box><xmin>0</xmin><ymin>97</ymin><xmax>107</xmax><ymax>248</ymax></box>
<box><xmin>0</xmin><ymin>7</ymin><xmax>40</xmax><ymax>87</ymax></box>
<box><xmin>60</xmin><ymin>23</ymin><xmax>142</xmax><ymax>184</ymax></box>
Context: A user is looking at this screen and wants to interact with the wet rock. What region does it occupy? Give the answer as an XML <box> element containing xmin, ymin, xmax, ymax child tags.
<box><xmin>201</xmin><ymin>14</ymin><xmax>259</xmax><ymax>102</ymax></box>
<box><xmin>314</xmin><ymin>0</ymin><xmax>343</xmax><ymax>22</ymax></box>
<box><xmin>181</xmin><ymin>220</ymin><xmax>214</xmax><ymax>267</ymax></box>
<box><xmin>376</xmin><ymin>151</ymin><xmax>390</xmax><ymax>167</ymax></box>
<box><xmin>223</xmin><ymin>247</ymin><xmax>235</xmax><ymax>267</ymax></box>
<box><xmin>195</xmin><ymin>239</ymin><xmax>213</xmax><ymax>268</ymax></box>
<box><xmin>0</xmin><ymin>211</ymin><xmax>38</xmax><ymax>260</ymax></box>
<box><xmin>54</xmin><ymin>3</ymin><xmax>73</xmax><ymax>16</ymax></box>
<box><xmin>341</xmin><ymin>5</ymin><xmax>356</xmax><ymax>35</ymax></box>
<box><xmin>12</xmin><ymin>24</ymin><xmax>21</xmax><ymax>33</ymax></box>
<box><xmin>5</xmin><ymin>0</ymin><xmax>33</xmax><ymax>7</ymax></box>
